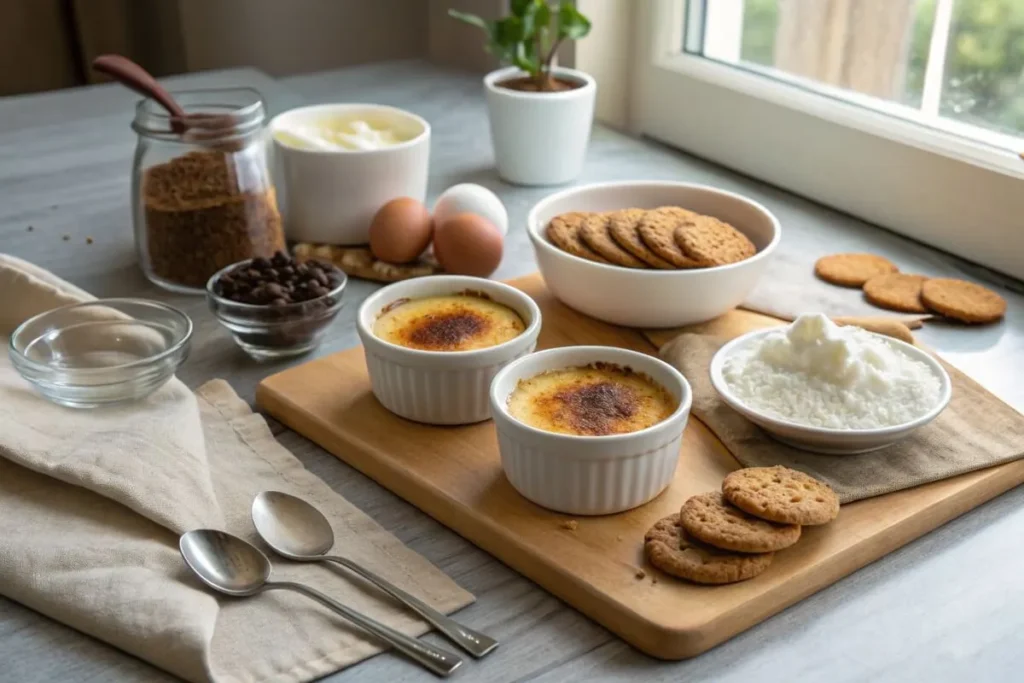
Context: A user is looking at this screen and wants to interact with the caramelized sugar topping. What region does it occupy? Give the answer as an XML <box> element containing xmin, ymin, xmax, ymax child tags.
<box><xmin>407</xmin><ymin>310</ymin><xmax>488</xmax><ymax>350</ymax></box>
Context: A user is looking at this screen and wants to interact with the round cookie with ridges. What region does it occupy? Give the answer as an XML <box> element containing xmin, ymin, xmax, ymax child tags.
<box><xmin>637</xmin><ymin>207</ymin><xmax>703</xmax><ymax>269</ymax></box>
<box><xmin>920</xmin><ymin>278</ymin><xmax>1006</xmax><ymax>324</ymax></box>
<box><xmin>579</xmin><ymin>213</ymin><xmax>649</xmax><ymax>268</ymax></box>
<box><xmin>607</xmin><ymin>209</ymin><xmax>676</xmax><ymax>269</ymax></box>
<box><xmin>546</xmin><ymin>212</ymin><xmax>610</xmax><ymax>264</ymax></box>
<box><xmin>862</xmin><ymin>273</ymin><xmax>929</xmax><ymax>313</ymax></box>
<box><xmin>722</xmin><ymin>466</ymin><xmax>839</xmax><ymax>526</ymax></box>
<box><xmin>674</xmin><ymin>215</ymin><xmax>756</xmax><ymax>267</ymax></box>
<box><xmin>814</xmin><ymin>253</ymin><xmax>898</xmax><ymax>287</ymax></box>
<box><xmin>679</xmin><ymin>492</ymin><xmax>801</xmax><ymax>553</ymax></box>
<box><xmin>644</xmin><ymin>514</ymin><xmax>773</xmax><ymax>585</ymax></box>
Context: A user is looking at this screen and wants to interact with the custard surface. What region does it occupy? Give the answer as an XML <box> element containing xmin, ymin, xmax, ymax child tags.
<box><xmin>507</xmin><ymin>363</ymin><xmax>676</xmax><ymax>436</ymax></box>
<box><xmin>373</xmin><ymin>294</ymin><xmax>525</xmax><ymax>351</ymax></box>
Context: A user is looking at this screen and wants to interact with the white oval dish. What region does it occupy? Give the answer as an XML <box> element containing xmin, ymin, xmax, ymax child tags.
<box><xmin>357</xmin><ymin>275</ymin><xmax>541</xmax><ymax>425</ymax></box>
<box><xmin>526</xmin><ymin>181</ymin><xmax>781</xmax><ymax>328</ymax></box>
<box><xmin>490</xmin><ymin>346</ymin><xmax>693</xmax><ymax>515</ymax></box>
<box><xmin>709</xmin><ymin>328</ymin><xmax>953</xmax><ymax>454</ymax></box>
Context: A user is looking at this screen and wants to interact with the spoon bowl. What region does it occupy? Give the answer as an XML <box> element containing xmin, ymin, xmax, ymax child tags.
<box><xmin>180</xmin><ymin>529</ymin><xmax>271</xmax><ymax>596</ymax></box>
<box><xmin>252</xmin><ymin>491</ymin><xmax>334</xmax><ymax>558</ymax></box>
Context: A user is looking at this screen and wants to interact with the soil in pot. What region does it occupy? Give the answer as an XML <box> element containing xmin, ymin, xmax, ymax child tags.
<box><xmin>497</xmin><ymin>76</ymin><xmax>584</xmax><ymax>93</ymax></box>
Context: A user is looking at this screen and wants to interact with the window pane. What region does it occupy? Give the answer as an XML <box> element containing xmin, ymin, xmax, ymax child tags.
<box><xmin>690</xmin><ymin>0</ymin><xmax>1024</xmax><ymax>140</ymax></box>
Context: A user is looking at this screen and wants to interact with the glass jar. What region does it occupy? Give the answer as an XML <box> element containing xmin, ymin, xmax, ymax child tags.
<box><xmin>131</xmin><ymin>88</ymin><xmax>285</xmax><ymax>294</ymax></box>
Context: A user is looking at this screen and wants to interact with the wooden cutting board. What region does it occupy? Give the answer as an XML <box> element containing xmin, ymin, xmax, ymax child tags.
<box><xmin>256</xmin><ymin>273</ymin><xmax>1024</xmax><ymax>659</ymax></box>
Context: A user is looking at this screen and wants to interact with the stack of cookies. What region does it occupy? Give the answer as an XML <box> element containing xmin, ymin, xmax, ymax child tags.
<box><xmin>814</xmin><ymin>252</ymin><xmax>1006</xmax><ymax>324</ymax></box>
<box><xmin>644</xmin><ymin>466</ymin><xmax>839</xmax><ymax>585</ymax></box>
<box><xmin>547</xmin><ymin>206</ymin><xmax>757</xmax><ymax>269</ymax></box>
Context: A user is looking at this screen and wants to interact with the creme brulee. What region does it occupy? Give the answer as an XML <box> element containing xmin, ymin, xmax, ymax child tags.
<box><xmin>373</xmin><ymin>294</ymin><xmax>526</xmax><ymax>352</ymax></box>
<box><xmin>507</xmin><ymin>363</ymin><xmax>677</xmax><ymax>436</ymax></box>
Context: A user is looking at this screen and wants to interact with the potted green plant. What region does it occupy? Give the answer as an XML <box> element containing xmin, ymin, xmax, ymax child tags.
<box><xmin>450</xmin><ymin>1</ymin><xmax>594</xmax><ymax>186</ymax></box>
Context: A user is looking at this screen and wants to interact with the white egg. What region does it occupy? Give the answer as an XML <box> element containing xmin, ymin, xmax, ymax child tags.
<box><xmin>433</xmin><ymin>183</ymin><xmax>508</xmax><ymax>236</ymax></box>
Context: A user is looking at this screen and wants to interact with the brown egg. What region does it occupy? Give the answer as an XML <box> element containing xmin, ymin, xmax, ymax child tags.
<box><xmin>433</xmin><ymin>213</ymin><xmax>504</xmax><ymax>277</ymax></box>
<box><xmin>369</xmin><ymin>197</ymin><xmax>433</xmax><ymax>264</ymax></box>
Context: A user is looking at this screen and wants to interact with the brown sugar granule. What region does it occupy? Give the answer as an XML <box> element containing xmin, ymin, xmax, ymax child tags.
<box><xmin>62</xmin><ymin>234</ymin><xmax>70</xmax><ymax>241</ymax></box>
<box><xmin>142</xmin><ymin>149</ymin><xmax>284</xmax><ymax>288</ymax></box>
<box><xmin>560</xmin><ymin>520</ymin><xmax>579</xmax><ymax>531</ymax></box>
<box><xmin>86</xmin><ymin>237</ymin><xmax>94</xmax><ymax>245</ymax></box>
<box><xmin>408</xmin><ymin>311</ymin><xmax>487</xmax><ymax>350</ymax></box>
<box><xmin>635</xmin><ymin>569</ymin><xmax>647</xmax><ymax>580</ymax></box>
<box><xmin>26</xmin><ymin>225</ymin><xmax>33</xmax><ymax>232</ymax></box>
<box><xmin>555</xmin><ymin>381</ymin><xmax>638</xmax><ymax>435</ymax></box>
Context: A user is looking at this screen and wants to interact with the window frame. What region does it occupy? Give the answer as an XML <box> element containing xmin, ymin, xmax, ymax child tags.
<box><xmin>628</xmin><ymin>0</ymin><xmax>1024</xmax><ymax>279</ymax></box>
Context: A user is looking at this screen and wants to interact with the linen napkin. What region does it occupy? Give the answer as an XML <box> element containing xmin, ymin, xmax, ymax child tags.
<box><xmin>660</xmin><ymin>332</ymin><xmax>1024</xmax><ymax>503</ymax></box>
<box><xmin>742</xmin><ymin>249</ymin><xmax>928</xmax><ymax>324</ymax></box>
<box><xmin>0</xmin><ymin>253</ymin><xmax>473</xmax><ymax>683</ymax></box>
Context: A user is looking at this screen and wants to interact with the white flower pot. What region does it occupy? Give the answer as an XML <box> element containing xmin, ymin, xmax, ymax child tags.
<box><xmin>484</xmin><ymin>66</ymin><xmax>597</xmax><ymax>186</ymax></box>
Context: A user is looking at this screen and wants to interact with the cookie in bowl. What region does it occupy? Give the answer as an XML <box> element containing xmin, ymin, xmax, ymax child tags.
<box><xmin>357</xmin><ymin>275</ymin><xmax>541</xmax><ymax>425</ymax></box>
<box><xmin>490</xmin><ymin>346</ymin><xmax>692</xmax><ymax>515</ymax></box>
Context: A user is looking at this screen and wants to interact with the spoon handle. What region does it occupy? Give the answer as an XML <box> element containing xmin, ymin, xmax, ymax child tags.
<box><xmin>92</xmin><ymin>54</ymin><xmax>187</xmax><ymax>132</ymax></box>
<box><xmin>266</xmin><ymin>580</ymin><xmax>462</xmax><ymax>677</ymax></box>
<box><xmin>321</xmin><ymin>554</ymin><xmax>498</xmax><ymax>658</ymax></box>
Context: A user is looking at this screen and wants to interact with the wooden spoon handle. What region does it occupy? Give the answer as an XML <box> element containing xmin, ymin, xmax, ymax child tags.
<box><xmin>92</xmin><ymin>54</ymin><xmax>187</xmax><ymax>131</ymax></box>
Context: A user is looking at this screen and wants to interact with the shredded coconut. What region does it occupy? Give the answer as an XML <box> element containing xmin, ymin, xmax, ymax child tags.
<box><xmin>722</xmin><ymin>314</ymin><xmax>941</xmax><ymax>429</ymax></box>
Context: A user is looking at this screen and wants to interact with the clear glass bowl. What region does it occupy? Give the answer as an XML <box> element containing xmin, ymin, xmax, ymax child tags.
<box><xmin>206</xmin><ymin>259</ymin><xmax>347</xmax><ymax>360</ymax></box>
<box><xmin>9</xmin><ymin>299</ymin><xmax>192</xmax><ymax>408</ymax></box>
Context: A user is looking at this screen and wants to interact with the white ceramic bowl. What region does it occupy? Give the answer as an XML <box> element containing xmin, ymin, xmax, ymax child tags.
<box><xmin>527</xmin><ymin>181</ymin><xmax>781</xmax><ymax>328</ymax></box>
<box><xmin>490</xmin><ymin>346</ymin><xmax>692</xmax><ymax>515</ymax></box>
<box><xmin>709</xmin><ymin>329</ymin><xmax>953</xmax><ymax>454</ymax></box>
<box><xmin>357</xmin><ymin>275</ymin><xmax>541</xmax><ymax>425</ymax></box>
<box><xmin>269</xmin><ymin>103</ymin><xmax>430</xmax><ymax>245</ymax></box>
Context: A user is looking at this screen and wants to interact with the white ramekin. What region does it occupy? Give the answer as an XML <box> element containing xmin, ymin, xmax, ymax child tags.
<box><xmin>490</xmin><ymin>346</ymin><xmax>693</xmax><ymax>515</ymax></box>
<box><xmin>357</xmin><ymin>275</ymin><xmax>542</xmax><ymax>425</ymax></box>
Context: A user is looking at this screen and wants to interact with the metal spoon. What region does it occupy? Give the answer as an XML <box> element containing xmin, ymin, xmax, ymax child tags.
<box><xmin>179</xmin><ymin>529</ymin><xmax>462</xmax><ymax>677</ymax></box>
<box><xmin>252</xmin><ymin>491</ymin><xmax>498</xmax><ymax>658</ymax></box>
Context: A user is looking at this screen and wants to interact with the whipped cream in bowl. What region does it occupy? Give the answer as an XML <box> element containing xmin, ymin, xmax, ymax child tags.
<box><xmin>709</xmin><ymin>314</ymin><xmax>952</xmax><ymax>454</ymax></box>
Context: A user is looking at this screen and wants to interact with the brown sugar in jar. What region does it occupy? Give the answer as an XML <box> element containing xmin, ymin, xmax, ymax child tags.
<box><xmin>142</xmin><ymin>150</ymin><xmax>285</xmax><ymax>289</ymax></box>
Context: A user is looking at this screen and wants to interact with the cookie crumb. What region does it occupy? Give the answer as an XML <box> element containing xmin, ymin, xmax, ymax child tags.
<box><xmin>86</xmin><ymin>237</ymin><xmax>94</xmax><ymax>245</ymax></box>
<box><xmin>634</xmin><ymin>569</ymin><xmax>646</xmax><ymax>580</ymax></box>
<box><xmin>651</xmin><ymin>577</ymin><xmax>658</xmax><ymax>584</ymax></box>
<box><xmin>62</xmin><ymin>234</ymin><xmax>70</xmax><ymax>241</ymax></box>
<box><xmin>616</xmin><ymin>534</ymin><xmax>624</xmax><ymax>542</ymax></box>
<box><xmin>560</xmin><ymin>520</ymin><xmax>578</xmax><ymax>531</ymax></box>
<box><xmin>26</xmin><ymin>225</ymin><xmax>33</xmax><ymax>232</ymax></box>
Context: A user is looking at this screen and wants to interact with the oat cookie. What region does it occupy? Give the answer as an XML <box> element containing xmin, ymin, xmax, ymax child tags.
<box><xmin>644</xmin><ymin>514</ymin><xmax>773</xmax><ymax>585</ymax></box>
<box><xmin>637</xmin><ymin>207</ymin><xmax>703</xmax><ymax>268</ymax></box>
<box><xmin>607</xmin><ymin>209</ymin><xmax>675</xmax><ymax>269</ymax></box>
<box><xmin>294</xmin><ymin>244</ymin><xmax>440</xmax><ymax>283</ymax></box>
<box><xmin>723</xmin><ymin>466</ymin><xmax>839</xmax><ymax>526</ymax></box>
<box><xmin>862</xmin><ymin>273</ymin><xmax>929</xmax><ymax>313</ymax></box>
<box><xmin>679</xmin><ymin>492</ymin><xmax>801</xmax><ymax>553</ymax></box>
<box><xmin>920</xmin><ymin>278</ymin><xmax>1006</xmax><ymax>324</ymax></box>
<box><xmin>674</xmin><ymin>215</ymin><xmax>757</xmax><ymax>267</ymax></box>
<box><xmin>546</xmin><ymin>212</ymin><xmax>610</xmax><ymax>264</ymax></box>
<box><xmin>814</xmin><ymin>253</ymin><xmax>898</xmax><ymax>288</ymax></box>
<box><xmin>579</xmin><ymin>213</ymin><xmax>649</xmax><ymax>268</ymax></box>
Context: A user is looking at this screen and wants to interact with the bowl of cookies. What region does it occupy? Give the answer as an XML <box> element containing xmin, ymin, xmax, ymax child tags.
<box><xmin>527</xmin><ymin>181</ymin><xmax>780</xmax><ymax>328</ymax></box>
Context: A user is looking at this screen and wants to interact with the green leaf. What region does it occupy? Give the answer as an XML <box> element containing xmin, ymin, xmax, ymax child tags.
<box><xmin>448</xmin><ymin>9</ymin><xmax>489</xmax><ymax>31</ymax></box>
<box><xmin>557</xmin><ymin>2</ymin><xmax>592</xmax><ymax>40</ymax></box>
<box><xmin>509</xmin><ymin>0</ymin><xmax>534</xmax><ymax>16</ymax></box>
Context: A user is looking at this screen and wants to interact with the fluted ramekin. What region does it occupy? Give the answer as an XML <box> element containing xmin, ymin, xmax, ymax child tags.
<box><xmin>357</xmin><ymin>275</ymin><xmax>542</xmax><ymax>425</ymax></box>
<box><xmin>490</xmin><ymin>346</ymin><xmax>692</xmax><ymax>515</ymax></box>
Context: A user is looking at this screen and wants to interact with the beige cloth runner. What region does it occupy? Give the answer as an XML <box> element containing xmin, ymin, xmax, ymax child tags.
<box><xmin>742</xmin><ymin>249</ymin><xmax>928</xmax><ymax>324</ymax></box>
<box><xmin>0</xmin><ymin>254</ymin><xmax>473</xmax><ymax>683</ymax></box>
<box><xmin>660</xmin><ymin>332</ymin><xmax>1024</xmax><ymax>503</ymax></box>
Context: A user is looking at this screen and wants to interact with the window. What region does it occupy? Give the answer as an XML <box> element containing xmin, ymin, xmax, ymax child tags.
<box><xmin>629</xmin><ymin>0</ymin><xmax>1024</xmax><ymax>279</ymax></box>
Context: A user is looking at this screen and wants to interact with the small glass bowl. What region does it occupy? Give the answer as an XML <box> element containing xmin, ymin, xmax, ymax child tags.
<box><xmin>206</xmin><ymin>259</ymin><xmax>347</xmax><ymax>360</ymax></box>
<box><xmin>9</xmin><ymin>299</ymin><xmax>192</xmax><ymax>408</ymax></box>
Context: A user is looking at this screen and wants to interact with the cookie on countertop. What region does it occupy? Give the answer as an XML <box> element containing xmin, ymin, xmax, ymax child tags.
<box><xmin>679</xmin><ymin>492</ymin><xmax>801</xmax><ymax>553</ymax></box>
<box><xmin>293</xmin><ymin>244</ymin><xmax>441</xmax><ymax>283</ymax></box>
<box><xmin>579</xmin><ymin>212</ymin><xmax>649</xmax><ymax>268</ymax></box>
<box><xmin>920</xmin><ymin>278</ymin><xmax>1006</xmax><ymax>324</ymax></box>
<box><xmin>644</xmin><ymin>514</ymin><xmax>773</xmax><ymax>585</ymax></box>
<box><xmin>814</xmin><ymin>253</ymin><xmax>899</xmax><ymax>287</ymax></box>
<box><xmin>637</xmin><ymin>207</ymin><xmax>703</xmax><ymax>268</ymax></box>
<box><xmin>546</xmin><ymin>212</ymin><xmax>610</xmax><ymax>264</ymax></box>
<box><xmin>607</xmin><ymin>209</ymin><xmax>676</xmax><ymax>269</ymax></box>
<box><xmin>674</xmin><ymin>215</ymin><xmax>757</xmax><ymax>267</ymax></box>
<box><xmin>723</xmin><ymin>466</ymin><xmax>839</xmax><ymax>526</ymax></box>
<box><xmin>862</xmin><ymin>273</ymin><xmax>929</xmax><ymax>314</ymax></box>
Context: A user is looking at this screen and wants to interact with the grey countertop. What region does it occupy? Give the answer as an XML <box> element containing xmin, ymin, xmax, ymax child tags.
<box><xmin>1</xmin><ymin>60</ymin><xmax>1022</xmax><ymax>683</ymax></box>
